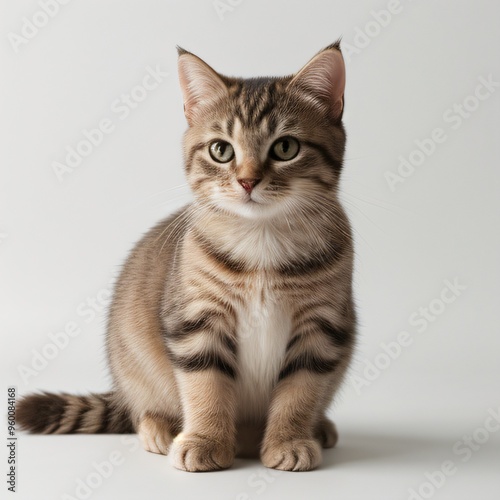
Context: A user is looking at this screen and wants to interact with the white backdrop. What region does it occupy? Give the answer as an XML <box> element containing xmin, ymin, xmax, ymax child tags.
<box><xmin>1</xmin><ymin>1</ymin><xmax>499</xmax><ymax>499</ymax></box>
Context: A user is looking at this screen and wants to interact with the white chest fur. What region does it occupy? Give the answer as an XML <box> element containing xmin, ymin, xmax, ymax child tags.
<box><xmin>235</xmin><ymin>277</ymin><xmax>291</xmax><ymax>422</ymax></box>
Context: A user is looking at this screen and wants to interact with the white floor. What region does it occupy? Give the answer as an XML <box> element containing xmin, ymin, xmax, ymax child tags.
<box><xmin>13</xmin><ymin>419</ymin><xmax>500</xmax><ymax>500</ymax></box>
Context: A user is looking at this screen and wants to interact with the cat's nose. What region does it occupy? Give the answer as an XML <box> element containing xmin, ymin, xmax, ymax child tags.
<box><xmin>238</xmin><ymin>178</ymin><xmax>261</xmax><ymax>194</ymax></box>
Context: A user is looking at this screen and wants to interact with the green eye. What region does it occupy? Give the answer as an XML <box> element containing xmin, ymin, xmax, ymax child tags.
<box><xmin>270</xmin><ymin>137</ymin><xmax>300</xmax><ymax>161</ymax></box>
<box><xmin>209</xmin><ymin>141</ymin><xmax>234</xmax><ymax>163</ymax></box>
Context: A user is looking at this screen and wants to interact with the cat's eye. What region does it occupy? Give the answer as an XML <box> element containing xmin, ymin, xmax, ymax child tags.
<box><xmin>270</xmin><ymin>137</ymin><xmax>300</xmax><ymax>161</ymax></box>
<box><xmin>209</xmin><ymin>141</ymin><xmax>235</xmax><ymax>163</ymax></box>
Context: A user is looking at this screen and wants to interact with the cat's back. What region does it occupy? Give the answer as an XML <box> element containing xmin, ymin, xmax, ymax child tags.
<box><xmin>108</xmin><ymin>204</ymin><xmax>193</xmax><ymax>334</ymax></box>
<box><xmin>106</xmin><ymin>206</ymin><xmax>194</xmax><ymax>414</ymax></box>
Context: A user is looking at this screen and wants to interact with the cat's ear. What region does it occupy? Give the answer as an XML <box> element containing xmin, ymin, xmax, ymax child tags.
<box><xmin>177</xmin><ymin>47</ymin><xmax>228</xmax><ymax>126</ymax></box>
<box><xmin>288</xmin><ymin>42</ymin><xmax>346</xmax><ymax>121</ymax></box>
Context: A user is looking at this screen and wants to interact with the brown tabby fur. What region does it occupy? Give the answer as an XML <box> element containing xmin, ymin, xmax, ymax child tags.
<box><xmin>17</xmin><ymin>41</ymin><xmax>356</xmax><ymax>472</ymax></box>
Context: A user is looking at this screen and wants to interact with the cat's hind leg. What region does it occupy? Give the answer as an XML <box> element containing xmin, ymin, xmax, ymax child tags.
<box><xmin>138</xmin><ymin>413</ymin><xmax>180</xmax><ymax>455</ymax></box>
<box><xmin>315</xmin><ymin>417</ymin><xmax>338</xmax><ymax>449</ymax></box>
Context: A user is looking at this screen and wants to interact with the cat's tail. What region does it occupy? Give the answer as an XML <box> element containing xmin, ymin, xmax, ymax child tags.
<box><xmin>16</xmin><ymin>391</ymin><xmax>133</xmax><ymax>434</ymax></box>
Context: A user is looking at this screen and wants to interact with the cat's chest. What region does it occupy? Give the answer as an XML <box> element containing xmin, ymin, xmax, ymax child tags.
<box><xmin>235</xmin><ymin>280</ymin><xmax>291</xmax><ymax>420</ymax></box>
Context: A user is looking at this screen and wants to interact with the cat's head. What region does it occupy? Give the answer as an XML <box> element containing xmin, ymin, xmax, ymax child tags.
<box><xmin>177</xmin><ymin>43</ymin><xmax>346</xmax><ymax>219</ymax></box>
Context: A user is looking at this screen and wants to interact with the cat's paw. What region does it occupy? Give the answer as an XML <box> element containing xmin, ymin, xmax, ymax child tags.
<box><xmin>170</xmin><ymin>433</ymin><xmax>234</xmax><ymax>472</ymax></box>
<box><xmin>261</xmin><ymin>438</ymin><xmax>322</xmax><ymax>471</ymax></box>
<box><xmin>315</xmin><ymin>418</ymin><xmax>338</xmax><ymax>448</ymax></box>
<box><xmin>138</xmin><ymin>415</ymin><xmax>174</xmax><ymax>455</ymax></box>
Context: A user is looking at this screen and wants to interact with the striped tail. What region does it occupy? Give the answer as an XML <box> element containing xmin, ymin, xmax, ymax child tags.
<box><xmin>16</xmin><ymin>391</ymin><xmax>133</xmax><ymax>434</ymax></box>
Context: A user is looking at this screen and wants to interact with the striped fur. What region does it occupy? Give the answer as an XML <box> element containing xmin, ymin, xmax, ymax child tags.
<box><xmin>16</xmin><ymin>392</ymin><xmax>132</xmax><ymax>434</ymax></box>
<box><xmin>17</xmin><ymin>42</ymin><xmax>356</xmax><ymax>472</ymax></box>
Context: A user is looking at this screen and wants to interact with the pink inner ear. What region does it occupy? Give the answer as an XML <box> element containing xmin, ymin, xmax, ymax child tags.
<box><xmin>177</xmin><ymin>54</ymin><xmax>227</xmax><ymax>125</ymax></box>
<box><xmin>291</xmin><ymin>49</ymin><xmax>346</xmax><ymax>119</ymax></box>
<box><xmin>177</xmin><ymin>59</ymin><xmax>196</xmax><ymax>122</ymax></box>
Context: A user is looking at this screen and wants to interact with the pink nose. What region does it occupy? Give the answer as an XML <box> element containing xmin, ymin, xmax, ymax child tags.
<box><xmin>238</xmin><ymin>178</ymin><xmax>261</xmax><ymax>194</ymax></box>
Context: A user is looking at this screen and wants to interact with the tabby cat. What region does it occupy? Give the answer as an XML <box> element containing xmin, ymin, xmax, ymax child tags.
<box><xmin>17</xmin><ymin>42</ymin><xmax>356</xmax><ymax>472</ymax></box>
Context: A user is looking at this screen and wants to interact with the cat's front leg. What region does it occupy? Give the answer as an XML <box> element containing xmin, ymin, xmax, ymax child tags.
<box><xmin>165</xmin><ymin>307</ymin><xmax>238</xmax><ymax>472</ymax></box>
<box><xmin>261</xmin><ymin>317</ymin><xmax>353</xmax><ymax>471</ymax></box>
<box><xmin>169</xmin><ymin>370</ymin><xmax>236</xmax><ymax>471</ymax></box>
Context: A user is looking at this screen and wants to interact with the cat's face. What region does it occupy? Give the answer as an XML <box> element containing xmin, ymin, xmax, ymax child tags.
<box><xmin>178</xmin><ymin>44</ymin><xmax>346</xmax><ymax>219</ymax></box>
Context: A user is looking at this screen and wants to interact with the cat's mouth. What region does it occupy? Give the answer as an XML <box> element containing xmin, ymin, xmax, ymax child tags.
<box><xmin>244</xmin><ymin>193</ymin><xmax>259</xmax><ymax>204</ymax></box>
<box><xmin>244</xmin><ymin>193</ymin><xmax>274</xmax><ymax>209</ymax></box>
<box><xmin>235</xmin><ymin>185</ymin><xmax>261</xmax><ymax>205</ymax></box>
<box><xmin>241</xmin><ymin>184</ymin><xmax>269</xmax><ymax>205</ymax></box>
<box><xmin>208</xmin><ymin>182</ymin><xmax>290</xmax><ymax>218</ymax></box>
<box><xmin>210</xmin><ymin>191</ymin><xmax>277</xmax><ymax>219</ymax></box>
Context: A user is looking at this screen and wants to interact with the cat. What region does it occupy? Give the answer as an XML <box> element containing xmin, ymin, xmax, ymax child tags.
<box><xmin>17</xmin><ymin>41</ymin><xmax>356</xmax><ymax>472</ymax></box>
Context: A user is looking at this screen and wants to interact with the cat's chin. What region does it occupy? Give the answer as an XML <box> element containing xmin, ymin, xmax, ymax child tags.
<box><xmin>212</xmin><ymin>197</ymin><xmax>284</xmax><ymax>220</ymax></box>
